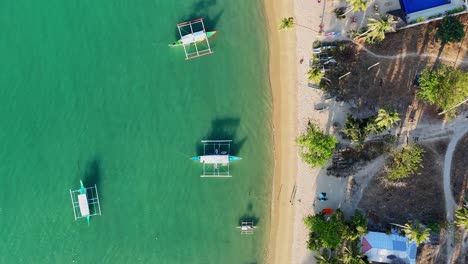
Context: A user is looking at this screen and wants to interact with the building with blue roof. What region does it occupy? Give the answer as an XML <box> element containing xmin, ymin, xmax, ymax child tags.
<box><xmin>361</xmin><ymin>231</ymin><xmax>417</xmax><ymax>264</ymax></box>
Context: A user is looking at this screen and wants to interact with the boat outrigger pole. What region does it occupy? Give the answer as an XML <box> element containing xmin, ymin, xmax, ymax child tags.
<box><xmin>70</xmin><ymin>180</ymin><xmax>102</xmax><ymax>225</ymax></box>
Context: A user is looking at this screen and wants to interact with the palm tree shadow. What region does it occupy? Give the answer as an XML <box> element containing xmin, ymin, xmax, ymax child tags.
<box><xmin>195</xmin><ymin>117</ymin><xmax>247</xmax><ymax>156</ymax></box>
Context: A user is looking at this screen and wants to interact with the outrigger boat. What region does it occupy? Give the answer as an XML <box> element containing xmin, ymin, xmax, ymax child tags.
<box><xmin>192</xmin><ymin>140</ymin><xmax>241</xmax><ymax>177</ymax></box>
<box><xmin>169</xmin><ymin>31</ymin><xmax>217</xmax><ymax>47</ymax></box>
<box><xmin>70</xmin><ymin>180</ymin><xmax>101</xmax><ymax>225</ymax></box>
<box><xmin>170</xmin><ymin>18</ymin><xmax>216</xmax><ymax>60</ymax></box>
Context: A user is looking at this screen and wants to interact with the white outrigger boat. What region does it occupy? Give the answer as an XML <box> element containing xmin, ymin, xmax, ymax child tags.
<box><xmin>169</xmin><ymin>18</ymin><xmax>216</xmax><ymax>60</ymax></box>
<box><xmin>70</xmin><ymin>180</ymin><xmax>101</xmax><ymax>225</ymax></box>
<box><xmin>191</xmin><ymin>140</ymin><xmax>241</xmax><ymax>178</ymax></box>
<box><xmin>236</xmin><ymin>221</ymin><xmax>257</xmax><ymax>235</ymax></box>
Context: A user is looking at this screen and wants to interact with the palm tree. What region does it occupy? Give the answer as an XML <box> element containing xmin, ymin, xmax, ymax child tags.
<box><xmin>339</xmin><ymin>242</ymin><xmax>368</xmax><ymax>264</ymax></box>
<box><xmin>455</xmin><ymin>207</ymin><xmax>468</xmax><ymax>229</ymax></box>
<box><xmin>356</xmin><ymin>15</ymin><xmax>396</xmax><ymax>43</ymax></box>
<box><xmin>315</xmin><ymin>249</ymin><xmax>338</xmax><ymax>264</ymax></box>
<box><xmin>279</xmin><ymin>17</ymin><xmax>295</xmax><ymax>30</ymax></box>
<box><xmin>343</xmin><ymin>0</ymin><xmax>368</xmax><ymax>16</ymax></box>
<box><xmin>375</xmin><ymin>109</ymin><xmax>400</xmax><ymax>130</ymax></box>
<box><xmin>307</xmin><ymin>67</ymin><xmax>325</xmax><ymax>84</ymax></box>
<box><xmin>403</xmin><ymin>220</ymin><xmax>430</xmax><ymax>246</ymax></box>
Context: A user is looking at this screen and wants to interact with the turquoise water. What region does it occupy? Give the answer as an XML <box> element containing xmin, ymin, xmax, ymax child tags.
<box><xmin>0</xmin><ymin>1</ymin><xmax>272</xmax><ymax>263</ymax></box>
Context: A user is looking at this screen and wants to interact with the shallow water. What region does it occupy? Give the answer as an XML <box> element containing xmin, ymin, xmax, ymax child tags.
<box><xmin>0</xmin><ymin>1</ymin><xmax>272</xmax><ymax>263</ymax></box>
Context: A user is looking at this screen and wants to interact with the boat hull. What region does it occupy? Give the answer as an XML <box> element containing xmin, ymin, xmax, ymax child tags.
<box><xmin>169</xmin><ymin>31</ymin><xmax>217</xmax><ymax>47</ymax></box>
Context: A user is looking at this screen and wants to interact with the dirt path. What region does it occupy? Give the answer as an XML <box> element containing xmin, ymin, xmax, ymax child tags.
<box><xmin>442</xmin><ymin>124</ymin><xmax>468</xmax><ymax>264</ymax></box>
<box><xmin>349</xmin><ymin>40</ymin><xmax>468</xmax><ymax>65</ymax></box>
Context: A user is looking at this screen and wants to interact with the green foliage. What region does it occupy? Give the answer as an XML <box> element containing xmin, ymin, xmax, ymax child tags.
<box><xmin>308</xmin><ymin>67</ymin><xmax>325</xmax><ymax>83</ymax></box>
<box><xmin>446</xmin><ymin>6</ymin><xmax>466</xmax><ymax>15</ymax></box>
<box><xmin>305</xmin><ymin>210</ymin><xmax>346</xmax><ymax>249</ymax></box>
<box><xmin>417</xmin><ymin>64</ymin><xmax>468</xmax><ymax>117</ymax></box>
<box><xmin>334</xmin><ymin>8</ymin><xmax>346</xmax><ymax>19</ymax></box>
<box><xmin>375</xmin><ymin>109</ymin><xmax>400</xmax><ymax>130</ymax></box>
<box><xmin>338</xmin><ymin>241</ymin><xmax>369</xmax><ymax>264</ymax></box>
<box><xmin>304</xmin><ymin>209</ymin><xmax>369</xmax><ymax>252</ymax></box>
<box><xmin>428</xmin><ymin>13</ymin><xmax>443</xmax><ymax>19</ymax></box>
<box><xmin>426</xmin><ymin>221</ymin><xmax>441</xmax><ymax>234</ymax></box>
<box><xmin>297</xmin><ymin>121</ymin><xmax>338</xmax><ymax>167</ymax></box>
<box><xmin>387</xmin><ymin>145</ymin><xmax>425</xmax><ymax>181</ymax></box>
<box><xmin>345</xmin><ymin>0</ymin><xmax>368</xmax><ymax>13</ymax></box>
<box><xmin>342</xmin><ymin>115</ymin><xmax>384</xmax><ymax>146</ymax></box>
<box><xmin>437</xmin><ymin>16</ymin><xmax>466</xmax><ymax>44</ymax></box>
<box><xmin>360</xmin><ymin>15</ymin><xmax>396</xmax><ymax>44</ymax></box>
<box><xmin>410</xmin><ymin>17</ymin><xmax>426</xmax><ymax>24</ymax></box>
<box><xmin>313</xmin><ymin>40</ymin><xmax>321</xmax><ymax>48</ymax></box>
<box><xmin>279</xmin><ymin>17</ymin><xmax>295</xmax><ymax>30</ymax></box>
<box><xmin>403</xmin><ymin>220</ymin><xmax>431</xmax><ymax>246</ymax></box>
<box><xmin>314</xmin><ymin>249</ymin><xmax>339</xmax><ymax>264</ymax></box>
<box><xmin>455</xmin><ymin>207</ymin><xmax>468</xmax><ymax>229</ymax></box>
<box><xmin>344</xmin><ymin>210</ymin><xmax>369</xmax><ymax>241</ymax></box>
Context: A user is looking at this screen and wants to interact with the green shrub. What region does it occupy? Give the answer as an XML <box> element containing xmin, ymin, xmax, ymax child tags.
<box><xmin>447</xmin><ymin>6</ymin><xmax>466</xmax><ymax>15</ymax></box>
<box><xmin>428</xmin><ymin>13</ymin><xmax>443</xmax><ymax>19</ymax></box>
<box><xmin>437</xmin><ymin>16</ymin><xmax>466</xmax><ymax>44</ymax></box>
<box><xmin>387</xmin><ymin>145</ymin><xmax>425</xmax><ymax>181</ymax></box>
<box><xmin>297</xmin><ymin>121</ymin><xmax>338</xmax><ymax>167</ymax></box>
<box><xmin>410</xmin><ymin>17</ymin><xmax>426</xmax><ymax>24</ymax></box>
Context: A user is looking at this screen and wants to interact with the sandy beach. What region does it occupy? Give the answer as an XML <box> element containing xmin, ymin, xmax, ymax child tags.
<box><xmin>264</xmin><ymin>0</ymin><xmax>297</xmax><ymax>263</ymax></box>
<box><xmin>265</xmin><ymin>0</ymin><xmax>351</xmax><ymax>263</ymax></box>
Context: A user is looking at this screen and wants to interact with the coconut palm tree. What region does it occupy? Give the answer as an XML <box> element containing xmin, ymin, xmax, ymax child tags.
<box><xmin>356</xmin><ymin>15</ymin><xmax>396</xmax><ymax>43</ymax></box>
<box><xmin>315</xmin><ymin>249</ymin><xmax>338</xmax><ymax>264</ymax></box>
<box><xmin>339</xmin><ymin>241</ymin><xmax>368</xmax><ymax>264</ymax></box>
<box><xmin>403</xmin><ymin>220</ymin><xmax>430</xmax><ymax>246</ymax></box>
<box><xmin>375</xmin><ymin>109</ymin><xmax>400</xmax><ymax>130</ymax></box>
<box><xmin>343</xmin><ymin>0</ymin><xmax>368</xmax><ymax>16</ymax></box>
<box><xmin>455</xmin><ymin>207</ymin><xmax>468</xmax><ymax>229</ymax></box>
<box><xmin>307</xmin><ymin>67</ymin><xmax>325</xmax><ymax>84</ymax></box>
<box><xmin>279</xmin><ymin>17</ymin><xmax>319</xmax><ymax>32</ymax></box>
<box><xmin>279</xmin><ymin>17</ymin><xmax>295</xmax><ymax>30</ymax></box>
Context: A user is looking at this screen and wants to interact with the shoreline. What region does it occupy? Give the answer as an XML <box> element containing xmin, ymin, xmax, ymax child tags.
<box><xmin>264</xmin><ymin>0</ymin><xmax>297</xmax><ymax>263</ymax></box>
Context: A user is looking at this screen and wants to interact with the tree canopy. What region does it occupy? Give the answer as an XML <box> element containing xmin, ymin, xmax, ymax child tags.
<box><xmin>386</xmin><ymin>145</ymin><xmax>424</xmax><ymax>181</ymax></box>
<box><xmin>297</xmin><ymin>121</ymin><xmax>337</xmax><ymax>167</ymax></box>
<box><xmin>403</xmin><ymin>220</ymin><xmax>431</xmax><ymax>246</ymax></box>
<box><xmin>455</xmin><ymin>207</ymin><xmax>468</xmax><ymax>229</ymax></box>
<box><xmin>279</xmin><ymin>17</ymin><xmax>295</xmax><ymax>30</ymax></box>
<box><xmin>304</xmin><ymin>209</ymin><xmax>368</xmax><ymax>251</ymax></box>
<box><xmin>308</xmin><ymin>67</ymin><xmax>325</xmax><ymax>83</ymax></box>
<box><xmin>417</xmin><ymin>64</ymin><xmax>468</xmax><ymax>117</ymax></box>
<box><xmin>375</xmin><ymin>109</ymin><xmax>400</xmax><ymax>130</ymax></box>
<box><xmin>437</xmin><ymin>16</ymin><xmax>466</xmax><ymax>44</ymax></box>
<box><xmin>357</xmin><ymin>15</ymin><xmax>396</xmax><ymax>43</ymax></box>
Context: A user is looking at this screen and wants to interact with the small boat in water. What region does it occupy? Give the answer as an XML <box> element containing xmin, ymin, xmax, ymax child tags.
<box><xmin>169</xmin><ymin>31</ymin><xmax>217</xmax><ymax>47</ymax></box>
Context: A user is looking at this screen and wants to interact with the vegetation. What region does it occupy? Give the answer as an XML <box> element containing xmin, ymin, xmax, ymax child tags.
<box><xmin>428</xmin><ymin>13</ymin><xmax>443</xmax><ymax>19</ymax></box>
<box><xmin>339</xmin><ymin>241</ymin><xmax>369</xmax><ymax>264</ymax></box>
<box><xmin>386</xmin><ymin>145</ymin><xmax>425</xmax><ymax>181</ymax></box>
<box><xmin>437</xmin><ymin>16</ymin><xmax>466</xmax><ymax>44</ymax></box>
<box><xmin>410</xmin><ymin>17</ymin><xmax>426</xmax><ymax>24</ymax></box>
<box><xmin>455</xmin><ymin>207</ymin><xmax>468</xmax><ymax>229</ymax></box>
<box><xmin>308</xmin><ymin>67</ymin><xmax>325</xmax><ymax>83</ymax></box>
<box><xmin>344</xmin><ymin>0</ymin><xmax>368</xmax><ymax>15</ymax></box>
<box><xmin>304</xmin><ymin>209</ymin><xmax>368</xmax><ymax>251</ymax></box>
<box><xmin>446</xmin><ymin>6</ymin><xmax>466</xmax><ymax>15</ymax></box>
<box><xmin>374</xmin><ymin>109</ymin><xmax>400</xmax><ymax>130</ymax></box>
<box><xmin>334</xmin><ymin>8</ymin><xmax>346</xmax><ymax>20</ymax></box>
<box><xmin>356</xmin><ymin>14</ymin><xmax>396</xmax><ymax>44</ymax></box>
<box><xmin>417</xmin><ymin>64</ymin><xmax>468</xmax><ymax>117</ymax></box>
<box><xmin>297</xmin><ymin>121</ymin><xmax>338</xmax><ymax>167</ymax></box>
<box><xmin>403</xmin><ymin>220</ymin><xmax>431</xmax><ymax>246</ymax></box>
<box><xmin>341</xmin><ymin>115</ymin><xmax>385</xmax><ymax>146</ymax></box>
<box><xmin>279</xmin><ymin>17</ymin><xmax>295</xmax><ymax>30</ymax></box>
<box><xmin>314</xmin><ymin>249</ymin><xmax>338</xmax><ymax>264</ymax></box>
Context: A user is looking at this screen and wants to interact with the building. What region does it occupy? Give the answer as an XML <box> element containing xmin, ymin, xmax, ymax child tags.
<box><xmin>361</xmin><ymin>231</ymin><xmax>417</xmax><ymax>264</ymax></box>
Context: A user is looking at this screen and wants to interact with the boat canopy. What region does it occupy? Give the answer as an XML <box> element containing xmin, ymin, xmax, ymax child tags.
<box><xmin>181</xmin><ymin>31</ymin><xmax>207</xmax><ymax>45</ymax></box>
<box><xmin>78</xmin><ymin>194</ymin><xmax>90</xmax><ymax>216</ymax></box>
<box><xmin>200</xmin><ymin>155</ymin><xmax>229</xmax><ymax>164</ymax></box>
